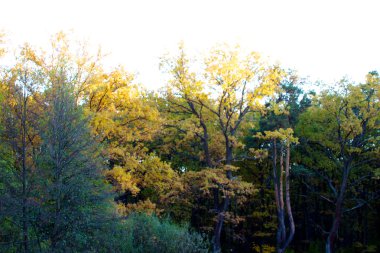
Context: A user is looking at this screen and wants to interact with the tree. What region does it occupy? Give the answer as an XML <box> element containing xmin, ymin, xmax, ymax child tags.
<box><xmin>159</xmin><ymin>43</ymin><xmax>220</xmax><ymax>169</ymax></box>
<box><xmin>202</xmin><ymin>45</ymin><xmax>282</xmax><ymax>252</ymax></box>
<box><xmin>256</xmin><ymin>128</ymin><xmax>298</xmax><ymax>253</ymax></box>
<box><xmin>296</xmin><ymin>73</ymin><xmax>380</xmax><ymax>253</ymax></box>
<box><xmin>32</xmin><ymin>80</ymin><xmax>118</xmax><ymax>251</ymax></box>
<box><xmin>0</xmin><ymin>32</ymin><xmax>122</xmax><ymax>252</ymax></box>
<box><xmin>160</xmin><ymin>44</ymin><xmax>282</xmax><ymax>252</ymax></box>
<box><xmin>84</xmin><ymin>66</ymin><xmax>181</xmax><ymax>215</ymax></box>
<box><xmin>0</xmin><ymin>50</ymin><xmax>43</xmax><ymax>252</ymax></box>
<box><xmin>241</xmin><ymin>72</ymin><xmax>312</xmax><ymax>252</ymax></box>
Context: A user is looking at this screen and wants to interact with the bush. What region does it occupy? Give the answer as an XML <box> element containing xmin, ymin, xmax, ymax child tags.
<box><xmin>121</xmin><ymin>213</ymin><xmax>210</xmax><ymax>253</ymax></box>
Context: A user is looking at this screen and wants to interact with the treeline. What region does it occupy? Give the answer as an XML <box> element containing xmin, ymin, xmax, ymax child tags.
<box><xmin>0</xmin><ymin>33</ymin><xmax>379</xmax><ymax>253</ymax></box>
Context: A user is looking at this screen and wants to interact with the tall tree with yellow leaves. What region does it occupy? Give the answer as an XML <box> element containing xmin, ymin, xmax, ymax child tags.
<box><xmin>202</xmin><ymin>45</ymin><xmax>282</xmax><ymax>252</ymax></box>
<box><xmin>160</xmin><ymin>43</ymin><xmax>217</xmax><ymax>168</ymax></box>
<box><xmin>296</xmin><ymin>73</ymin><xmax>380</xmax><ymax>253</ymax></box>
<box><xmin>161</xmin><ymin>44</ymin><xmax>282</xmax><ymax>252</ymax></box>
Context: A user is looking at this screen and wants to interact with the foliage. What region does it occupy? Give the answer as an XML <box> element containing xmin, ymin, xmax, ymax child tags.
<box><xmin>0</xmin><ymin>32</ymin><xmax>379</xmax><ymax>253</ymax></box>
<box><xmin>122</xmin><ymin>213</ymin><xmax>210</xmax><ymax>253</ymax></box>
<box><xmin>295</xmin><ymin>73</ymin><xmax>380</xmax><ymax>252</ymax></box>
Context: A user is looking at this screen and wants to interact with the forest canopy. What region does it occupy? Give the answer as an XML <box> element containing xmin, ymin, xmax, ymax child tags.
<box><xmin>0</xmin><ymin>32</ymin><xmax>379</xmax><ymax>253</ymax></box>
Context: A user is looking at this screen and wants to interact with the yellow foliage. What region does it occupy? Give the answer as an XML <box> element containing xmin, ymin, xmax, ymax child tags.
<box><xmin>256</xmin><ymin>128</ymin><xmax>299</xmax><ymax>145</ymax></box>
<box><xmin>105</xmin><ymin>166</ymin><xmax>140</xmax><ymax>196</ymax></box>
<box><xmin>252</xmin><ymin>243</ymin><xmax>275</xmax><ymax>253</ymax></box>
<box><xmin>86</xmin><ymin>68</ymin><xmax>160</xmax><ymax>150</ymax></box>
<box><xmin>118</xmin><ymin>199</ymin><xmax>163</xmax><ymax>216</ymax></box>
<box><xmin>135</xmin><ymin>155</ymin><xmax>180</xmax><ymax>196</ymax></box>
<box><xmin>175</xmin><ymin>167</ymin><xmax>256</xmax><ymax>202</ymax></box>
<box><xmin>297</xmin><ymin>76</ymin><xmax>379</xmax><ymax>156</ymax></box>
<box><xmin>249</xmin><ymin>148</ymin><xmax>269</xmax><ymax>160</ymax></box>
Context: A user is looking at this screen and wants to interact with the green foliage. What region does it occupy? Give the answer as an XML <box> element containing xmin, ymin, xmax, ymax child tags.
<box><xmin>122</xmin><ymin>213</ymin><xmax>210</xmax><ymax>253</ymax></box>
<box><xmin>32</xmin><ymin>84</ymin><xmax>120</xmax><ymax>252</ymax></box>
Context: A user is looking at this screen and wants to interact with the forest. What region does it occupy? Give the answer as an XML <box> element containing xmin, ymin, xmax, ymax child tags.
<box><xmin>0</xmin><ymin>33</ymin><xmax>379</xmax><ymax>253</ymax></box>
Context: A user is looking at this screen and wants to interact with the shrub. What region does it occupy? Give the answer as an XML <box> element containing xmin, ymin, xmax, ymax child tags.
<box><xmin>121</xmin><ymin>213</ymin><xmax>209</xmax><ymax>253</ymax></box>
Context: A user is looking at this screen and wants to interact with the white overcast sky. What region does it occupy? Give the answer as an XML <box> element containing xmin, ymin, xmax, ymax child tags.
<box><xmin>1</xmin><ymin>0</ymin><xmax>379</xmax><ymax>89</ymax></box>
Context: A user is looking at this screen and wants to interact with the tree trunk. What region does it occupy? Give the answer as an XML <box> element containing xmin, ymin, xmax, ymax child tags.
<box><xmin>273</xmin><ymin>140</ymin><xmax>281</xmax><ymax>250</ymax></box>
<box><xmin>213</xmin><ymin>197</ymin><xmax>230</xmax><ymax>253</ymax></box>
<box><xmin>274</xmin><ymin>141</ymin><xmax>295</xmax><ymax>253</ymax></box>
<box><xmin>213</xmin><ymin>139</ymin><xmax>233</xmax><ymax>253</ymax></box>
<box><xmin>201</xmin><ymin>121</ymin><xmax>212</xmax><ymax>168</ymax></box>
<box><xmin>281</xmin><ymin>144</ymin><xmax>295</xmax><ymax>252</ymax></box>
<box><xmin>225</xmin><ymin>141</ymin><xmax>233</xmax><ymax>167</ymax></box>
<box><xmin>279</xmin><ymin>145</ymin><xmax>286</xmax><ymax>243</ymax></box>
<box><xmin>325</xmin><ymin>161</ymin><xmax>351</xmax><ymax>253</ymax></box>
<box><xmin>274</xmin><ymin>141</ymin><xmax>285</xmax><ymax>252</ymax></box>
<box><xmin>21</xmin><ymin>94</ymin><xmax>29</xmax><ymax>253</ymax></box>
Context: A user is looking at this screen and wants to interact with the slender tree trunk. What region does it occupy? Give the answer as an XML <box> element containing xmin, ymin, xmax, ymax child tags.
<box><xmin>21</xmin><ymin>94</ymin><xmax>29</xmax><ymax>253</ymax></box>
<box><xmin>213</xmin><ymin>139</ymin><xmax>233</xmax><ymax>253</ymax></box>
<box><xmin>273</xmin><ymin>140</ymin><xmax>282</xmax><ymax>250</ymax></box>
<box><xmin>274</xmin><ymin>141</ymin><xmax>286</xmax><ymax>252</ymax></box>
<box><xmin>279</xmin><ymin>145</ymin><xmax>286</xmax><ymax>243</ymax></box>
<box><xmin>225</xmin><ymin>141</ymin><xmax>233</xmax><ymax>167</ymax></box>
<box><xmin>201</xmin><ymin>122</ymin><xmax>212</xmax><ymax>168</ymax></box>
<box><xmin>187</xmin><ymin>102</ymin><xmax>212</xmax><ymax>168</ymax></box>
<box><xmin>213</xmin><ymin>197</ymin><xmax>230</xmax><ymax>253</ymax></box>
<box><xmin>281</xmin><ymin>144</ymin><xmax>295</xmax><ymax>252</ymax></box>
<box><xmin>325</xmin><ymin>165</ymin><xmax>350</xmax><ymax>253</ymax></box>
<box><xmin>274</xmin><ymin>141</ymin><xmax>295</xmax><ymax>253</ymax></box>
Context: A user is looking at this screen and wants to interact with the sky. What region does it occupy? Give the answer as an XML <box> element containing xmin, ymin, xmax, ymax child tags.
<box><xmin>1</xmin><ymin>0</ymin><xmax>380</xmax><ymax>90</ymax></box>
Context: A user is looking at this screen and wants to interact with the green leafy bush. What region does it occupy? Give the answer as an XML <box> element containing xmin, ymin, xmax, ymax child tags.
<box><xmin>121</xmin><ymin>213</ymin><xmax>209</xmax><ymax>253</ymax></box>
